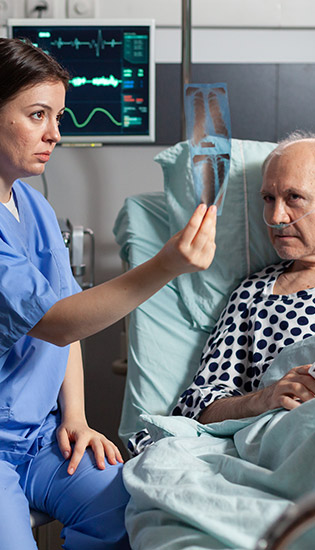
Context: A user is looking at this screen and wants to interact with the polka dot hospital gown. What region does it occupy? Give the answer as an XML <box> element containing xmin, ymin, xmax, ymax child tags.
<box><xmin>128</xmin><ymin>261</ymin><xmax>315</xmax><ymax>456</ymax></box>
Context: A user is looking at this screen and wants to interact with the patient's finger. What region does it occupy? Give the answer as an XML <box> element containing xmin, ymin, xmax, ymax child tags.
<box><xmin>299</xmin><ymin>375</ymin><xmax>315</xmax><ymax>395</ymax></box>
<box><xmin>287</xmin><ymin>366</ymin><xmax>315</xmax><ymax>394</ymax></box>
<box><xmin>280</xmin><ymin>395</ymin><xmax>302</xmax><ymax>410</ymax></box>
<box><xmin>294</xmin><ymin>365</ymin><xmax>312</xmax><ymax>375</ymax></box>
<box><xmin>280</xmin><ymin>380</ymin><xmax>315</xmax><ymax>405</ymax></box>
<box><xmin>294</xmin><ymin>384</ymin><xmax>315</xmax><ymax>402</ymax></box>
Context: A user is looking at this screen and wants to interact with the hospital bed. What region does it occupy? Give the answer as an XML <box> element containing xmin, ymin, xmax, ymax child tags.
<box><xmin>114</xmin><ymin>138</ymin><xmax>315</xmax><ymax>549</ymax></box>
<box><xmin>113</xmin><ymin>137</ymin><xmax>279</xmax><ymax>448</ymax></box>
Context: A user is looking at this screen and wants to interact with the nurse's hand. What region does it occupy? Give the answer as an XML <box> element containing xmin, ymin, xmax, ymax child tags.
<box><xmin>56</xmin><ymin>420</ymin><xmax>124</xmax><ymax>475</ymax></box>
<box><xmin>156</xmin><ymin>203</ymin><xmax>217</xmax><ymax>278</ymax></box>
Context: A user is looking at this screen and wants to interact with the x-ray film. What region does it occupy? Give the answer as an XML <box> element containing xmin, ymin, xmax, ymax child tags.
<box><xmin>184</xmin><ymin>83</ymin><xmax>231</xmax><ymax>215</ymax></box>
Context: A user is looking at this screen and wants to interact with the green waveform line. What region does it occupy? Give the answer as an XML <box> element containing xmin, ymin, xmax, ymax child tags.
<box><xmin>70</xmin><ymin>75</ymin><xmax>122</xmax><ymax>88</ymax></box>
<box><xmin>51</xmin><ymin>31</ymin><xmax>122</xmax><ymax>57</ymax></box>
<box><xmin>64</xmin><ymin>107</ymin><xmax>122</xmax><ymax>128</ymax></box>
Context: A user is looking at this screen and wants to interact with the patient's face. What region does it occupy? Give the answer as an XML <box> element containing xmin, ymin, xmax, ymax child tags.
<box><xmin>261</xmin><ymin>140</ymin><xmax>315</xmax><ymax>262</ymax></box>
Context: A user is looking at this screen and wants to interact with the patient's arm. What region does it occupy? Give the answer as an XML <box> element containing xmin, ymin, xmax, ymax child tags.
<box><xmin>29</xmin><ymin>204</ymin><xmax>216</xmax><ymax>347</ymax></box>
<box><xmin>199</xmin><ymin>364</ymin><xmax>315</xmax><ymax>424</ymax></box>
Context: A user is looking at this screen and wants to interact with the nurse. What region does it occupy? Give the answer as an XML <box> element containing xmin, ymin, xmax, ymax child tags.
<box><xmin>0</xmin><ymin>38</ymin><xmax>216</xmax><ymax>550</ymax></box>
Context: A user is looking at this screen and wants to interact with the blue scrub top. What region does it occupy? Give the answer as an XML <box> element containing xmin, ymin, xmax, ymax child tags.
<box><xmin>0</xmin><ymin>180</ymin><xmax>81</xmax><ymax>464</ymax></box>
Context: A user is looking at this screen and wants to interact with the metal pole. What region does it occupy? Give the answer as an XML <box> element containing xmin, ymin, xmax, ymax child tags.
<box><xmin>181</xmin><ymin>0</ymin><xmax>192</xmax><ymax>141</ymax></box>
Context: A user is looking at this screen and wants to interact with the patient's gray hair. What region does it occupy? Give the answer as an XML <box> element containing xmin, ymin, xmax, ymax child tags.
<box><xmin>262</xmin><ymin>130</ymin><xmax>315</xmax><ymax>175</ymax></box>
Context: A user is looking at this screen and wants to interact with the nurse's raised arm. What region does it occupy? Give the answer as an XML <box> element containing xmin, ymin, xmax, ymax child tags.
<box><xmin>29</xmin><ymin>203</ymin><xmax>217</xmax><ymax>346</ymax></box>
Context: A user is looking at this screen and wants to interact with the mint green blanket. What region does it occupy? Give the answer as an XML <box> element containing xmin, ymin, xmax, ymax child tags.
<box><xmin>123</xmin><ymin>336</ymin><xmax>315</xmax><ymax>549</ymax></box>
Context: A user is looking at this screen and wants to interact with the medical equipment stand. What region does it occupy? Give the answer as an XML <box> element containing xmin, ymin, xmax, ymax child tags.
<box><xmin>181</xmin><ymin>0</ymin><xmax>191</xmax><ymax>140</ymax></box>
<box><xmin>59</xmin><ymin>218</ymin><xmax>95</xmax><ymax>290</ymax></box>
<box><xmin>112</xmin><ymin>0</ymin><xmax>192</xmax><ymax>377</ymax></box>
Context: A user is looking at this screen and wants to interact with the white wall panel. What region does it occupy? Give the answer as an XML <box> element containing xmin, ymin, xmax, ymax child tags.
<box><xmin>96</xmin><ymin>0</ymin><xmax>181</xmax><ymax>26</ymax></box>
<box><xmin>4</xmin><ymin>0</ymin><xmax>315</xmax><ymax>29</ymax></box>
<box><xmin>156</xmin><ymin>28</ymin><xmax>182</xmax><ymax>62</ymax></box>
<box><xmin>281</xmin><ymin>0</ymin><xmax>315</xmax><ymax>27</ymax></box>
<box><xmin>192</xmin><ymin>0</ymin><xmax>282</xmax><ymax>28</ymax></box>
<box><xmin>96</xmin><ymin>0</ymin><xmax>315</xmax><ymax>29</ymax></box>
<box><xmin>192</xmin><ymin>29</ymin><xmax>315</xmax><ymax>63</ymax></box>
<box><xmin>156</xmin><ymin>27</ymin><xmax>315</xmax><ymax>63</ymax></box>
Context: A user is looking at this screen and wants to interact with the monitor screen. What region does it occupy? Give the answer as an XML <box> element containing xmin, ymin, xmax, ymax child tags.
<box><xmin>8</xmin><ymin>19</ymin><xmax>155</xmax><ymax>144</ymax></box>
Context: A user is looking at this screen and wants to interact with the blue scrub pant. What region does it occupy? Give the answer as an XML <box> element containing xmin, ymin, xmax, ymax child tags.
<box><xmin>0</xmin><ymin>441</ymin><xmax>131</xmax><ymax>550</ymax></box>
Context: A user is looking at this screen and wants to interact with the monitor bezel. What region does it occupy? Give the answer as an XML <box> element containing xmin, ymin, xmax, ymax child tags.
<box><xmin>7</xmin><ymin>18</ymin><xmax>156</xmax><ymax>144</ymax></box>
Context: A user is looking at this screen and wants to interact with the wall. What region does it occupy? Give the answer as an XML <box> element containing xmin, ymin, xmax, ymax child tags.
<box><xmin>3</xmin><ymin>0</ymin><xmax>315</xmax><ymax>454</ymax></box>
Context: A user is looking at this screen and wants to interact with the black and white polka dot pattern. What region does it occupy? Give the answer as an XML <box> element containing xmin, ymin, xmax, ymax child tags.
<box><xmin>128</xmin><ymin>261</ymin><xmax>315</xmax><ymax>455</ymax></box>
<box><xmin>172</xmin><ymin>261</ymin><xmax>315</xmax><ymax>419</ymax></box>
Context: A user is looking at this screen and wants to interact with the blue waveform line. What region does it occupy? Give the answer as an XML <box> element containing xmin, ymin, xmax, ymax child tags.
<box><xmin>51</xmin><ymin>29</ymin><xmax>122</xmax><ymax>57</ymax></box>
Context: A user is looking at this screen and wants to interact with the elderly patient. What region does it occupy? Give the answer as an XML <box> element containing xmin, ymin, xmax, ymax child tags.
<box><xmin>123</xmin><ymin>135</ymin><xmax>315</xmax><ymax>550</ymax></box>
<box><xmin>175</xmin><ymin>133</ymin><xmax>315</xmax><ymax>425</ymax></box>
<box><xmin>129</xmin><ymin>133</ymin><xmax>315</xmax><ymax>456</ymax></box>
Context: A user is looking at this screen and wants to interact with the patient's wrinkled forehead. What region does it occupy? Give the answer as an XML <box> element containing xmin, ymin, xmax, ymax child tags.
<box><xmin>263</xmin><ymin>139</ymin><xmax>315</xmax><ymax>192</ymax></box>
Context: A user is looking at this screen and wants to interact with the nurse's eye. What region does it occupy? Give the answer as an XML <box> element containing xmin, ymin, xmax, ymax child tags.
<box><xmin>56</xmin><ymin>112</ymin><xmax>64</xmax><ymax>125</ymax></box>
<box><xmin>31</xmin><ymin>110</ymin><xmax>45</xmax><ymax>121</ymax></box>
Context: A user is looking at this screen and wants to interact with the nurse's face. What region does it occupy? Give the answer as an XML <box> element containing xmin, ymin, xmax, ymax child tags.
<box><xmin>0</xmin><ymin>80</ymin><xmax>66</xmax><ymax>187</ymax></box>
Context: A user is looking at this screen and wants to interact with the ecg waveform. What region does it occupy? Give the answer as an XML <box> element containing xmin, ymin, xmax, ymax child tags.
<box><xmin>70</xmin><ymin>75</ymin><xmax>122</xmax><ymax>88</ymax></box>
<box><xmin>64</xmin><ymin>107</ymin><xmax>122</xmax><ymax>128</ymax></box>
<box><xmin>51</xmin><ymin>30</ymin><xmax>122</xmax><ymax>57</ymax></box>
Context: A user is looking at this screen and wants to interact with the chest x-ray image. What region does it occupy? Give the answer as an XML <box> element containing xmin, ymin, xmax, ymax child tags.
<box><xmin>185</xmin><ymin>83</ymin><xmax>231</xmax><ymax>214</ymax></box>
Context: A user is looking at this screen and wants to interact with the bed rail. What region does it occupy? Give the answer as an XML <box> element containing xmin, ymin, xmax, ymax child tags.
<box><xmin>255</xmin><ymin>492</ymin><xmax>315</xmax><ymax>550</ymax></box>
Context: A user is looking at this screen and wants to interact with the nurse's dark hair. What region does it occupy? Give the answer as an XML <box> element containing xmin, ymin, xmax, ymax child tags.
<box><xmin>0</xmin><ymin>37</ymin><xmax>69</xmax><ymax>108</ymax></box>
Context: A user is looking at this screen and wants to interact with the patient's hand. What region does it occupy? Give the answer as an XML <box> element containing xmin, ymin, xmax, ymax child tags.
<box><xmin>56</xmin><ymin>420</ymin><xmax>124</xmax><ymax>475</ymax></box>
<box><xmin>157</xmin><ymin>203</ymin><xmax>217</xmax><ymax>278</ymax></box>
<box><xmin>199</xmin><ymin>364</ymin><xmax>315</xmax><ymax>424</ymax></box>
<box><xmin>259</xmin><ymin>364</ymin><xmax>315</xmax><ymax>411</ymax></box>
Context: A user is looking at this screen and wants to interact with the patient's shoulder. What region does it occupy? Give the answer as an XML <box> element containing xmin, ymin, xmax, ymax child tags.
<box><xmin>213</xmin><ymin>261</ymin><xmax>291</xmax><ymax>329</ymax></box>
<box><xmin>241</xmin><ymin>261</ymin><xmax>290</xmax><ymax>287</ymax></box>
<box><xmin>228</xmin><ymin>261</ymin><xmax>290</xmax><ymax>300</ymax></box>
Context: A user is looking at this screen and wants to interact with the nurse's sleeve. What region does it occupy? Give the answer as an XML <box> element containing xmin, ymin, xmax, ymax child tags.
<box><xmin>0</xmin><ymin>247</ymin><xmax>61</xmax><ymax>355</ymax></box>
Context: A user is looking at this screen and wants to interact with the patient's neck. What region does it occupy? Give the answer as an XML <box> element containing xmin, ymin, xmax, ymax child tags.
<box><xmin>273</xmin><ymin>260</ymin><xmax>315</xmax><ymax>295</ymax></box>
